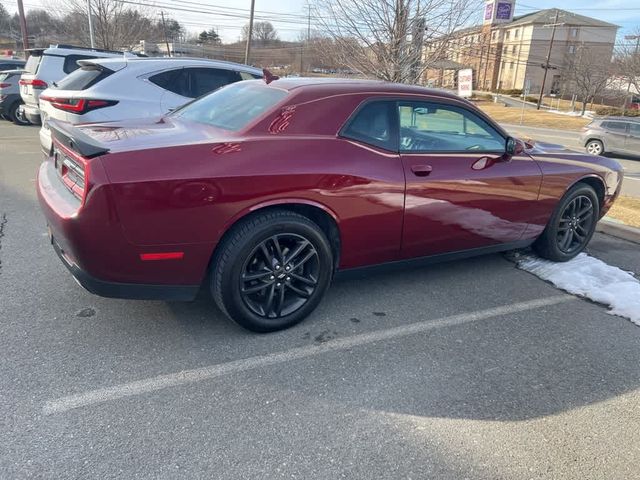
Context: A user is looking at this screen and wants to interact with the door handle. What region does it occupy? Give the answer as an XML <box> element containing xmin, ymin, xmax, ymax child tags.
<box><xmin>411</xmin><ymin>164</ymin><xmax>433</xmax><ymax>177</ymax></box>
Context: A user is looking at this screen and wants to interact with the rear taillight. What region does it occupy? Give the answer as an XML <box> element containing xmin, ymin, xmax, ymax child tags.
<box><xmin>53</xmin><ymin>140</ymin><xmax>90</xmax><ymax>203</ymax></box>
<box><xmin>19</xmin><ymin>78</ymin><xmax>48</xmax><ymax>89</ymax></box>
<box><xmin>40</xmin><ymin>95</ymin><xmax>117</xmax><ymax>115</ymax></box>
<box><xmin>0</xmin><ymin>83</ymin><xmax>10</xmax><ymax>88</ymax></box>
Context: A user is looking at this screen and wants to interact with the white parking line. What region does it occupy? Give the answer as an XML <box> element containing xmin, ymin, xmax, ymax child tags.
<box><xmin>43</xmin><ymin>295</ymin><xmax>573</xmax><ymax>415</ymax></box>
<box><xmin>624</xmin><ymin>176</ymin><xmax>640</xmax><ymax>182</ymax></box>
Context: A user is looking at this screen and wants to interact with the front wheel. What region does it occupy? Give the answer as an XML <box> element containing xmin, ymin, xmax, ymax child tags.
<box><xmin>585</xmin><ymin>139</ymin><xmax>604</xmax><ymax>156</ymax></box>
<box><xmin>533</xmin><ymin>183</ymin><xmax>599</xmax><ymax>262</ymax></box>
<box><xmin>211</xmin><ymin>210</ymin><xmax>334</xmax><ymax>332</ymax></box>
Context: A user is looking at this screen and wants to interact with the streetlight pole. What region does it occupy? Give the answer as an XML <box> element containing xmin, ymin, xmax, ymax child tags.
<box><xmin>622</xmin><ymin>34</ymin><xmax>640</xmax><ymax>115</ymax></box>
<box><xmin>244</xmin><ymin>0</ymin><xmax>256</xmax><ymax>65</ymax></box>
<box><xmin>86</xmin><ymin>0</ymin><xmax>95</xmax><ymax>48</ymax></box>
<box><xmin>538</xmin><ymin>9</ymin><xmax>561</xmax><ymax>110</ymax></box>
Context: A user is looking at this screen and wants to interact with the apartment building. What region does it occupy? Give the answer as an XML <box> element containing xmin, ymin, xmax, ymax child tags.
<box><xmin>424</xmin><ymin>1</ymin><xmax>618</xmax><ymax>94</ymax></box>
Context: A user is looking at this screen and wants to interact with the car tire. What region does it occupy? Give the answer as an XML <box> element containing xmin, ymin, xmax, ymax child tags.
<box><xmin>211</xmin><ymin>210</ymin><xmax>334</xmax><ymax>332</ymax></box>
<box><xmin>9</xmin><ymin>102</ymin><xmax>30</xmax><ymax>126</ymax></box>
<box><xmin>585</xmin><ymin>139</ymin><xmax>604</xmax><ymax>156</ymax></box>
<box><xmin>533</xmin><ymin>183</ymin><xmax>599</xmax><ymax>262</ymax></box>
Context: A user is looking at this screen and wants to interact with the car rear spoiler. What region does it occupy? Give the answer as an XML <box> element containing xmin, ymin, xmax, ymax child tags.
<box><xmin>48</xmin><ymin>119</ymin><xmax>110</xmax><ymax>158</ymax></box>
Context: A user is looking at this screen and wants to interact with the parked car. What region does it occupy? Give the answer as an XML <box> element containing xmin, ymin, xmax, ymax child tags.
<box><xmin>38</xmin><ymin>57</ymin><xmax>262</xmax><ymax>153</ymax></box>
<box><xmin>0</xmin><ymin>58</ymin><xmax>25</xmax><ymax>71</ymax></box>
<box><xmin>0</xmin><ymin>69</ymin><xmax>30</xmax><ymax>125</ymax></box>
<box><xmin>19</xmin><ymin>45</ymin><xmax>135</xmax><ymax>126</ymax></box>
<box><xmin>581</xmin><ymin>117</ymin><xmax>640</xmax><ymax>157</ymax></box>
<box><xmin>37</xmin><ymin>78</ymin><xmax>623</xmax><ymax>332</ymax></box>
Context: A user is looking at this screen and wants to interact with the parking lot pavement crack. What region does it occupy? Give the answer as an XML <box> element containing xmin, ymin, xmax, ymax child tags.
<box><xmin>0</xmin><ymin>213</ymin><xmax>7</xmax><ymax>275</ymax></box>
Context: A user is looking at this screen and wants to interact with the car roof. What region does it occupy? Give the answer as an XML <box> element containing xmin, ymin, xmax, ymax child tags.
<box><xmin>258</xmin><ymin>76</ymin><xmax>462</xmax><ymax>99</ymax></box>
<box><xmin>86</xmin><ymin>56</ymin><xmax>262</xmax><ymax>74</ymax></box>
<box><xmin>0</xmin><ymin>69</ymin><xmax>26</xmax><ymax>74</ymax></box>
<box><xmin>597</xmin><ymin>116</ymin><xmax>640</xmax><ymax>123</ymax></box>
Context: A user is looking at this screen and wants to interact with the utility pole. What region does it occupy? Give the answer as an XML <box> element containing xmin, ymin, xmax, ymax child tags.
<box><xmin>244</xmin><ymin>0</ymin><xmax>256</xmax><ymax>65</ymax></box>
<box><xmin>160</xmin><ymin>11</ymin><xmax>171</xmax><ymax>57</ymax></box>
<box><xmin>537</xmin><ymin>9</ymin><xmax>561</xmax><ymax>110</ymax></box>
<box><xmin>622</xmin><ymin>34</ymin><xmax>640</xmax><ymax>115</ymax></box>
<box><xmin>86</xmin><ymin>0</ymin><xmax>95</xmax><ymax>48</ymax></box>
<box><xmin>16</xmin><ymin>0</ymin><xmax>29</xmax><ymax>56</ymax></box>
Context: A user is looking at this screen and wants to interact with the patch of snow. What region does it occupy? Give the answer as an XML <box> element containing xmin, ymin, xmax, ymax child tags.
<box><xmin>547</xmin><ymin>109</ymin><xmax>594</xmax><ymax>118</ymax></box>
<box><xmin>514</xmin><ymin>252</ymin><xmax>640</xmax><ymax>326</ymax></box>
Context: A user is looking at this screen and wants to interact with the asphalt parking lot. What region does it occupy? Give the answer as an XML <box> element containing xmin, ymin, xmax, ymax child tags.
<box><xmin>1</xmin><ymin>121</ymin><xmax>640</xmax><ymax>479</ymax></box>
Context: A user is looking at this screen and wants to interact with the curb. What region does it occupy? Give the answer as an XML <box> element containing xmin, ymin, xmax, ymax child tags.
<box><xmin>597</xmin><ymin>219</ymin><xmax>640</xmax><ymax>245</ymax></box>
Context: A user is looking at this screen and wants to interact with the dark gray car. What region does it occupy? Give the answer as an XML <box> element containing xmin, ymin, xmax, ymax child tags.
<box><xmin>0</xmin><ymin>69</ymin><xmax>30</xmax><ymax>125</ymax></box>
<box><xmin>580</xmin><ymin>117</ymin><xmax>640</xmax><ymax>157</ymax></box>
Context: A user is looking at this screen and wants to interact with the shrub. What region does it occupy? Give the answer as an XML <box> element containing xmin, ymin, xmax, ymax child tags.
<box><xmin>497</xmin><ymin>88</ymin><xmax>522</xmax><ymax>96</ymax></box>
<box><xmin>524</xmin><ymin>96</ymin><xmax>539</xmax><ymax>103</ymax></box>
<box><xmin>593</xmin><ymin>107</ymin><xmax>640</xmax><ymax>117</ymax></box>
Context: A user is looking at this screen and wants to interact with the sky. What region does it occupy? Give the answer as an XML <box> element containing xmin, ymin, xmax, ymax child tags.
<box><xmin>2</xmin><ymin>0</ymin><xmax>639</xmax><ymax>44</ymax></box>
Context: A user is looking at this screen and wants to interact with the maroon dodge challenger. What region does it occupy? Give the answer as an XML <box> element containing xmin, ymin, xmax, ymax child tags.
<box><xmin>37</xmin><ymin>77</ymin><xmax>623</xmax><ymax>332</ymax></box>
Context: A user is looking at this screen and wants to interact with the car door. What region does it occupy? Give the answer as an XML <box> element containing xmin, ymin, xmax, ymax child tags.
<box><xmin>398</xmin><ymin>100</ymin><xmax>543</xmax><ymax>259</ymax></box>
<box><xmin>625</xmin><ymin>122</ymin><xmax>640</xmax><ymax>153</ymax></box>
<box><xmin>602</xmin><ymin>121</ymin><xmax>629</xmax><ymax>153</ymax></box>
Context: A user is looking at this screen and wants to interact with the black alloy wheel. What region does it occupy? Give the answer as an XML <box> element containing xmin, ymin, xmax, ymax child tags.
<box><xmin>212</xmin><ymin>210</ymin><xmax>333</xmax><ymax>332</ymax></box>
<box><xmin>534</xmin><ymin>183</ymin><xmax>599</xmax><ymax>262</ymax></box>
<box><xmin>240</xmin><ymin>233</ymin><xmax>320</xmax><ymax>319</ymax></box>
<box><xmin>556</xmin><ymin>195</ymin><xmax>595</xmax><ymax>255</ymax></box>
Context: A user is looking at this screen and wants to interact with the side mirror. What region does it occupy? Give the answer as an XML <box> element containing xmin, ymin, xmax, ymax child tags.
<box><xmin>505</xmin><ymin>136</ymin><xmax>524</xmax><ymax>156</ymax></box>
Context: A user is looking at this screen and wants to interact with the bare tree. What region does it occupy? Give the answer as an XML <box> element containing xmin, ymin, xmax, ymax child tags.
<box><xmin>313</xmin><ymin>0</ymin><xmax>481</xmax><ymax>84</ymax></box>
<box><xmin>615</xmin><ymin>29</ymin><xmax>640</xmax><ymax>107</ymax></box>
<box><xmin>567</xmin><ymin>46</ymin><xmax>613</xmax><ymax>115</ymax></box>
<box><xmin>62</xmin><ymin>0</ymin><xmax>157</xmax><ymax>50</ymax></box>
<box><xmin>241</xmin><ymin>21</ymin><xmax>279</xmax><ymax>46</ymax></box>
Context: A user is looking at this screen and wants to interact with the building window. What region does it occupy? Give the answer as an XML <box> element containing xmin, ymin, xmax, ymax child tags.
<box><xmin>503</xmin><ymin>46</ymin><xmax>507</xmax><ymax>54</ymax></box>
<box><xmin>492</xmin><ymin>31</ymin><xmax>497</xmax><ymax>40</ymax></box>
<box><xmin>514</xmin><ymin>29</ymin><xmax>519</xmax><ymax>38</ymax></box>
<box><xmin>512</xmin><ymin>45</ymin><xmax>517</xmax><ymax>54</ymax></box>
<box><xmin>505</xmin><ymin>30</ymin><xmax>510</xmax><ymax>40</ymax></box>
<box><xmin>568</xmin><ymin>45</ymin><xmax>575</xmax><ymax>54</ymax></box>
<box><xmin>510</xmin><ymin>62</ymin><xmax>514</xmax><ymax>70</ymax></box>
<box><xmin>571</xmin><ymin>27</ymin><xmax>578</xmax><ymax>37</ymax></box>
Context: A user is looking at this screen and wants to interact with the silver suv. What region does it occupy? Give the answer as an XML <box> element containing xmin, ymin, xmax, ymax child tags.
<box><xmin>580</xmin><ymin>117</ymin><xmax>640</xmax><ymax>157</ymax></box>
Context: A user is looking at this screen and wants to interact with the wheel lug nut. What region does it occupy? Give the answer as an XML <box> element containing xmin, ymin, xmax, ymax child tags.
<box><xmin>276</xmin><ymin>282</ymin><xmax>281</xmax><ymax>287</ymax></box>
<box><xmin>286</xmin><ymin>276</ymin><xmax>291</xmax><ymax>281</ymax></box>
<box><xmin>285</xmin><ymin>266</ymin><xmax>290</xmax><ymax>271</ymax></box>
<box><xmin>275</xmin><ymin>265</ymin><xmax>280</xmax><ymax>270</ymax></box>
<box><xmin>270</xmin><ymin>275</ymin><xmax>275</xmax><ymax>280</ymax></box>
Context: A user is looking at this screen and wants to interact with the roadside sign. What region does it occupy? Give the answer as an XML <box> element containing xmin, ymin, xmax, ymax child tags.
<box><xmin>458</xmin><ymin>69</ymin><xmax>473</xmax><ymax>98</ymax></box>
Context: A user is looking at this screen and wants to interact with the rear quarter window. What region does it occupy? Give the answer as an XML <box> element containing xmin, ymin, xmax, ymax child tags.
<box><xmin>602</xmin><ymin>121</ymin><xmax>628</xmax><ymax>133</ymax></box>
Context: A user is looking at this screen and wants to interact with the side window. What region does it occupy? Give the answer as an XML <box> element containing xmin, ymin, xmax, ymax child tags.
<box><xmin>239</xmin><ymin>71</ymin><xmax>262</xmax><ymax>80</ymax></box>
<box><xmin>398</xmin><ymin>102</ymin><xmax>504</xmax><ymax>152</ymax></box>
<box><xmin>187</xmin><ymin>68</ymin><xmax>239</xmax><ymax>98</ymax></box>
<box><xmin>603</xmin><ymin>122</ymin><xmax>628</xmax><ymax>134</ymax></box>
<box><xmin>63</xmin><ymin>55</ymin><xmax>96</xmax><ymax>74</ymax></box>
<box><xmin>629</xmin><ymin>123</ymin><xmax>640</xmax><ymax>137</ymax></box>
<box><xmin>149</xmin><ymin>69</ymin><xmax>191</xmax><ymax>97</ymax></box>
<box><xmin>341</xmin><ymin>101</ymin><xmax>395</xmax><ymax>151</ymax></box>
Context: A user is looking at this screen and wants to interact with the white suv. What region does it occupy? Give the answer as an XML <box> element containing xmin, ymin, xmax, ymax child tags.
<box><xmin>19</xmin><ymin>45</ymin><xmax>133</xmax><ymax>125</ymax></box>
<box><xmin>38</xmin><ymin>57</ymin><xmax>262</xmax><ymax>153</ymax></box>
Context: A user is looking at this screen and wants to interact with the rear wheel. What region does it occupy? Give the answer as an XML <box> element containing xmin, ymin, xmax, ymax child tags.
<box><xmin>211</xmin><ymin>210</ymin><xmax>334</xmax><ymax>332</ymax></box>
<box><xmin>9</xmin><ymin>102</ymin><xmax>30</xmax><ymax>126</ymax></box>
<box><xmin>585</xmin><ymin>139</ymin><xmax>603</xmax><ymax>156</ymax></box>
<box><xmin>533</xmin><ymin>183</ymin><xmax>599</xmax><ymax>262</ymax></box>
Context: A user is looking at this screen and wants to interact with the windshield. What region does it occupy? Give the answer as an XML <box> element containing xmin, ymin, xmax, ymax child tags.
<box><xmin>173</xmin><ymin>81</ymin><xmax>288</xmax><ymax>131</ymax></box>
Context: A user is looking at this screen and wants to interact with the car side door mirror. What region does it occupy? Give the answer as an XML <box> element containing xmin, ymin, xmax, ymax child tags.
<box><xmin>505</xmin><ymin>136</ymin><xmax>524</xmax><ymax>156</ymax></box>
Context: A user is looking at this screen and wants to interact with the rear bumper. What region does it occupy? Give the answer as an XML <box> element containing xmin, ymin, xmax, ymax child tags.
<box><xmin>39</xmin><ymin>125</ymin><xmax>52</xmax><ymax>155</ymax></box>
<box><xmin>50</xmin><ymin>234</ymin><xmax>199</xmax><ymax>301</ymax></box>
<box><xmin>23</xmin><ymin>103</ymin><xmax>41</xmax><ymax>124</ymax></box>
